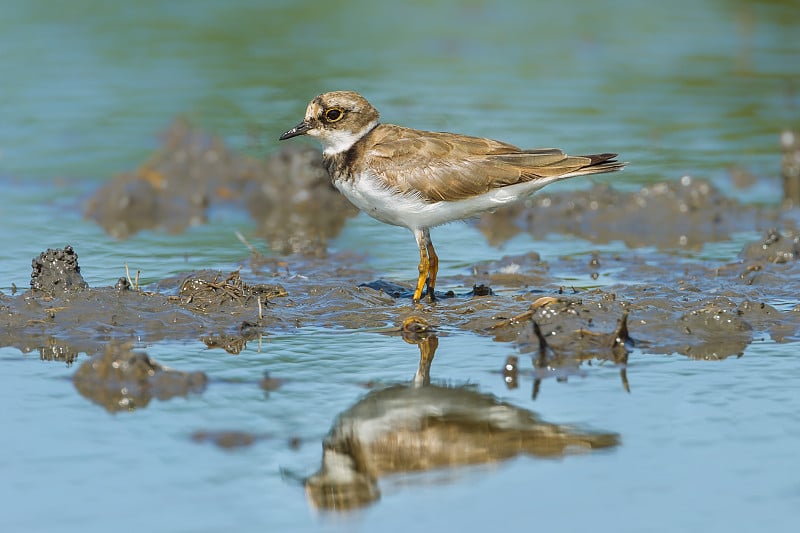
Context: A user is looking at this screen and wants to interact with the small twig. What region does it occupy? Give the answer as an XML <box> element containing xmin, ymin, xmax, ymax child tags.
<box><xmin>125</xmin><ymin>263</ymin><xmax>142</xmax><ymax>291</ymax></box>
<box><xmin>235</xmin><ymin>230</ymin><xmax>259</xmax><ymax>255</ymax></box>
<box><xmin>124</xmin><ymin>264</ymin><xmax>141</xmax><ymax>291</ymax></box>
<box><xmin>488</xmin><ymin>296</ymin><xmax>560</xmax><ymax>330</ymax></box>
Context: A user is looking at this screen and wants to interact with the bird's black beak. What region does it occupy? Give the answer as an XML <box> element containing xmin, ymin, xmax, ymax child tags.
<box><xmin>279</xmin><ymin>120</ymin><xmax>311</xmax><ymax>140</ymax></box>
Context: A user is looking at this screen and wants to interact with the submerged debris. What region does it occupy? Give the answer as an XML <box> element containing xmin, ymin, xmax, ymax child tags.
<box><xmin>39</xmin><ymin>337</ymin><xmax>80</xmax><ymax>365</ymax></box>
<box><xmin>201</xmin><ymin>334</ymin><xmax>247</xmax><ymax>355</ymax></box>
<box><xmin>259</xmin><ymin>372</ymin><xmax>284</xmax><ymax>392</ymax></box>
<box><xmin>191</xmin><ymin>430</ymin><xmax>271</xmax><ymax>450</ymax></box>
<box><xmin>73</xmin><ymin>343</ymin><xmax>207</xmax><ymax>413</ymax></box>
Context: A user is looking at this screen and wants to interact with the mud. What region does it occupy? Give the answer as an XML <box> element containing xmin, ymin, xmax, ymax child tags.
<box><xmin>85</xmin><ymin>119</ymin><xmax>357</xmax><ymax>254</ymax></box>
<box><xmin>475</xmin><ymin>175</ymin><xmax>795</xmax><ymax>250</ymax></box>
<box><xmin>73</xmin><ymin>343</ymin><xmax>207</xmax><ymax>413</ymax></box>
<box><xmin>490</xmin><ymin>296</ymin><xmax>632</xmax><ymax>396</ymax></box>
<box><xmin>3</xmin><ymin>223</ymin><xmax>800</xmax><ymax>370</ymax></box>
<box><xmin>30</xmin><ymin>245</ymin><xmax>88</xmax><ymax>295</ymax></box>
<box><xmin>3</xmin><ymin>227</ymin><xmax>798</xmax><ymax>407</ymax></box>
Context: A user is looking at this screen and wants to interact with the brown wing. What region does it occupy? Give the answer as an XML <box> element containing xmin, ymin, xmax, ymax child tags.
<box><xmin>362</xmin><ymin>124</ymin><xmax>620</xmax><ymax>202</ymax></box>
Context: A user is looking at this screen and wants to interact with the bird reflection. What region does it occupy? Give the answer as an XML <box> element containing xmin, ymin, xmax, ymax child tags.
<box><xmin>304</xmin><ymin>317</ymin><xmax>620</xmax><ymax>511</ymax></box>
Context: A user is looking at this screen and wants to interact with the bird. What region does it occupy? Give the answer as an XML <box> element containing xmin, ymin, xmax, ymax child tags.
<box><xmin>279</xmin><ymin>91</ymin><xmax>625</xmax><ymax>303</ymax></box>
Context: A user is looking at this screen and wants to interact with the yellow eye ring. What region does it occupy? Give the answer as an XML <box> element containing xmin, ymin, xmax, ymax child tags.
<box><xmin>324</xmin><ymin>107</ymin><xmax>344</xmax><ymax>123</ymax></box>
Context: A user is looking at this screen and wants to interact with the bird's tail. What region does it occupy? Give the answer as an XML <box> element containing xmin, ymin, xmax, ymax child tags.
<box><xmin>561</xmin><ymin>153</ymin><xmax>627</xmax><ymax>178</ymax></box>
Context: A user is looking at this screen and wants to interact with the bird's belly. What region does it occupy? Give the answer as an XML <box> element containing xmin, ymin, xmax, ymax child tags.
<box><xmin>335</xmin><ymin>173</ymin><xmax>558</xmax><ymax>230</ymax></box>
<box><xmin>334</xmin><ymin>177</ymin><xmax>417</xmax><ymax>227</ymax></box>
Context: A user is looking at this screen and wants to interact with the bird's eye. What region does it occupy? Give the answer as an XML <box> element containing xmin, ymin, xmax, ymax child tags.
<box><xmin>324</xmin><ymin>108</ymin><xmax>344</xmax><ymax>122</ymax></box>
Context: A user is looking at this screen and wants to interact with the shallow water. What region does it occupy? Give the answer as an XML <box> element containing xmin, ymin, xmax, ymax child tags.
<box><xmin>2</xmin><ymin>1</ymin><xmax>800</xmax><ymax>532</ymax></box>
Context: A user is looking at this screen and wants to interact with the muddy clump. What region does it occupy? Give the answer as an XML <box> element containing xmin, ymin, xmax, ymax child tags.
<box><xmin>515</xmin><ymin>297</ymin><xmax>629</xmax><ymax>359</ymax></box>
<box><xmin>631</xmin><ymin>294</ymin><xmax>758</xmax><ymax>360</ymax></box>
<box><xmin>172</xmin><ymin>269</ymin><xmax>288</xmax><ymax>353</ymax></box>
<box><xmin>85</xmin><ymin>118</ymin><xmax>357</xmax><ymax>254</ymax></box>
<box><xmin>85</xmin><ymin>119</ymin><xmax>224</xmax><ymax>238</ymax></box>
<box><xmin>740</xmin><ymin>228</ymin><xmax>800</xmax><ymax>263</ymax></box>
<box><xmin>476</xmin><ymin>176</ymin><xmax>779</xmax><ymax>250</ymax></box>
<box><xmin>175</xmin><ymin>269</ymin><xmax>287</xmax><ymax>314</ymax></box>
<box><xmin>30</xmin><ymin>245</ymin><xmax>88</xmax><ymax>295</ymax></box>
<box><xmin>73</xmin><ymin>343</ymin><xmax>207</xmax><ymax>413</ymax></box>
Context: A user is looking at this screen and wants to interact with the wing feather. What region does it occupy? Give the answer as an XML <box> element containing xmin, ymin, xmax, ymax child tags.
<box><xmin>361</xmin><ymin>125</ymin><xmax>621</xmax><ymax>202</ymax></box>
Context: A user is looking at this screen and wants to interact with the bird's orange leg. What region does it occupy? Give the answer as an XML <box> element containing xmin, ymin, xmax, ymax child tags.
<box><xmin>413</xmin><ymin>229</ymin><xmax>429</xmax><ymax>303</ymax></box>
<box><xmin>424</xmin><ymin>231</ymin><xmax>438</xmax><ymax>302</ymax></box>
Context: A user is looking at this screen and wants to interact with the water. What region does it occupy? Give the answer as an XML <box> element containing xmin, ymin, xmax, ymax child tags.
<box><xmin>2</xmin><ymin>0</ymin><xmax>800</xmax><ymax>531</ymax></box>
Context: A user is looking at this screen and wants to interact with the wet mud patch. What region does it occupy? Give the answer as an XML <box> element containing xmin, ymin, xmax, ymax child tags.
<box><xmin>30</xmin><ymin>245</ymin><xmax>88</xmax><ymax>295</ymax></box>
<box><xmin>175</xmin><ymin>269</ymin><xmax>284</xmax><ymax>313</ymax></box>
<box><xmin>482</xmin><ymin>231</ymin><xmax>800</xmax><ymax>360</ymax></box>
<box><xmin>73</xmin><ymin>343</ymin><xmax>207</xmax><ymax>413</ymax></box>
<box><xmin>475</xmin><ymin>176</ymin><xmax>792</xmax><ymax>250</ymax></box>
<box><xmin>483</xmin><ymin>295</ymin><xmax>631</xmax><ymax>395</ymax></box>
<box><xmin>4</xmin><ymin>220</ymin><xmax>800</xmax><ymax>369</ymax></box>
<box><xmin>85</xmin><ymin>119</ymin><xmax>357</xmax><ymax>254</ymax></box>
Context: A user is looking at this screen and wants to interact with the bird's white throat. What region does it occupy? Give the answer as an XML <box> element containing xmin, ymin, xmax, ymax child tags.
<box><xmin>317</xmin><ymin>119</ymin><xmax>379</xmax><ymax>156</ymax></box>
